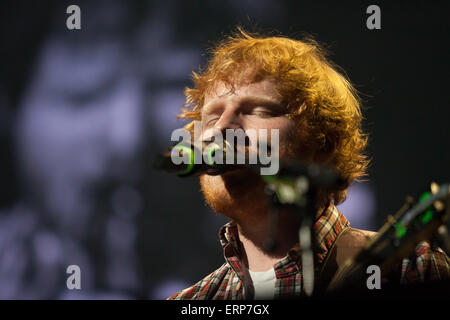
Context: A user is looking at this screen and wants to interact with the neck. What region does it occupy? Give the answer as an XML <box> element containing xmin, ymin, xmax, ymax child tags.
<box><xmin>235</xmin><ymin>205</ymin><xmax>325</xmax><ymax>272</ymax></box>
<box><xmin>236</xmin><ymin>208</ymin><xmax>301</xmax><ymax>272</ymax></box>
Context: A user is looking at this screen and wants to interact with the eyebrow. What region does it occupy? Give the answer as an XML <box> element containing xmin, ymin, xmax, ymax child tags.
<box><xmin>202</xmin><ymin>96</ymin><xmax>283</xmax><ymax>115</ymax></box>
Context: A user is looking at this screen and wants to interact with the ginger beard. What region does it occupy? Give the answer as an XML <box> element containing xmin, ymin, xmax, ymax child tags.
<box><xmin>199</xmin><ymin>129</ymin><xmax>304</xmax><ymax>223</ymax></box>
<box><xmin>200</xmin><ymin>168</ymin><xmax>267</xmax><ymax>222</ymax></box>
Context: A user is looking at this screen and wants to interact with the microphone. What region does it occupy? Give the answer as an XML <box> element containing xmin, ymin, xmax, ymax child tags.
<box><xmin>153</xmin><ymin>141</ymin><xmax>242</xmax><ymax>177</ymax></box>
<box><xmin>154</xmin><ymin>141</ymin><xmax>343</xmax><ymax>187</ymax></box>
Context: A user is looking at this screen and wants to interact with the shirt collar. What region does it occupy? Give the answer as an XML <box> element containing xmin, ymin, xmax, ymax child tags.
<box><xmin>218</xmin><ymin>202</ymin><xmax>350</xmax><ymax>277</ymax></box>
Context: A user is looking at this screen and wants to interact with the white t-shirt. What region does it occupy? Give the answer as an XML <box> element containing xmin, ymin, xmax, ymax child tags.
<box><xmin>249</xmin><ymin>268</ymin><xmax>276</xmax><ymax>300</ymax></box>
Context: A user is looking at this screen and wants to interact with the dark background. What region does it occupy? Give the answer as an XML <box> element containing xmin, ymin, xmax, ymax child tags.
<box><xmin>0</xmin><ymin>0</ymin><xmax>448</xmax><ymax>299</ymax></box>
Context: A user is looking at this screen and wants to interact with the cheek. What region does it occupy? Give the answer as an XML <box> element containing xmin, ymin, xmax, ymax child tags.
<box><xmin>255</xmin><ymin>118</ymin><xmax>295</xmax><ymax>146</ymax></box>
<box><xmin>241</xmin><ymin>118</ymin><xmax>295</xmax><ymax>158</ymax></box>
<box><xmin>278</xmin><ymin>119</ymin><xmax>296</xmax><ymax>141</ymax></box>
<box><xmin>266</xmin><ymin>119</ymin><xmax>299</xmax><ymax>159</ymax></box>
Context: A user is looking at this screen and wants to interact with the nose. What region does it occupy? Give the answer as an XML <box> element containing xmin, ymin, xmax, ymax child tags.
<box><xmin>213</xmin><ymin>108</ymin><xmax>242</xmax><ymax>132</ymax></box>
<box><xmin>202</xmin><ymin>107</ymin><xmax>242</xmax><ymax>142</ymax></box>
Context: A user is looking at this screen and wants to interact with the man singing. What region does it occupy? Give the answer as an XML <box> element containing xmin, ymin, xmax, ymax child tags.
<box><xmin>168</xmin><ymin>29</ymin><xmax>450</xmax><ymax>299</ymax></box>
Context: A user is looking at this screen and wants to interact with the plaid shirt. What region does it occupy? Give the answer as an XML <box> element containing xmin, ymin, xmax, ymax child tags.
<box><xmin>168</xmin><ymin>203</ymin><xmax>450</xmax><ymax>300</ymax></box>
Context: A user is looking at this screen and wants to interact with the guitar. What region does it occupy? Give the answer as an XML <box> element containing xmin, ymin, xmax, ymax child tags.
<box><xmin>327</xmin><ymin>182</ymin><xmax>450</xmax><ymax>293</ymax></box>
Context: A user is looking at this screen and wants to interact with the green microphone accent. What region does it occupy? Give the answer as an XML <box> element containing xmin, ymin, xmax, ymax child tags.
<box><xmin>206</xmin><ymin>146</ymin><xmax>218</xmax><ymax>166</ymax></box>
<box><xmin>173</xmin><ymin>145</ymin><xmax>195</xmax><ymax>175</ymax></box>
<box><xmin>262</xmin><ymin>175</ymin><xmax>278</xmax><ymax>184</ymax></box>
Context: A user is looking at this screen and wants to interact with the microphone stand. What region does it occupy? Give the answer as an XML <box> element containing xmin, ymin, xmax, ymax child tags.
<box><xmin>261</xmin><ymin>166</ymin><xmax>334</xmax><ymax>297</ymax></box>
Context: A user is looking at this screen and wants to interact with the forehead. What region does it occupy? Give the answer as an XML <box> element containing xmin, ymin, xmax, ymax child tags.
<box><xmin>203</xmin><ymin>78</ymin><xmax>281</xmax><ymax>106</ymax></box>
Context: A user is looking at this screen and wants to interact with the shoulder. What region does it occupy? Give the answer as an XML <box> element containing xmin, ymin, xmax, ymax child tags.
<box><xmin>333</xmin><ymin>227</ymin><xmax>377</xmax><ymax>266</ymax></box>
<box><xmin>335</xmin><ymin>228</ymin><xmax>450</xmax><ymax>282</ymax></box>
<box><xmin>338</xmin><ymin>227</ymin><xmax>377</xmax><ymax>247</ymax></box>
<box><xmin>167</xmin><ymin>262</ymin><xmax>232</xmax><ymax>300</ymax></box>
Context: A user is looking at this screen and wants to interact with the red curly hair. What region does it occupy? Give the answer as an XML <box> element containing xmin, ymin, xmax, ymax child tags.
<box><xmin>179</xmin><ymin>29</ymin><xmax>370</xmax><ymax>207</ymax></box>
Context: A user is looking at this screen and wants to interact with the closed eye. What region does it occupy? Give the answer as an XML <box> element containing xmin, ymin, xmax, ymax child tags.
<box><xmin>243</xmin><ymin>106</ymin><xmax>284</xmax><ymax>118</ymax></box>
<box><xmin>205</xmin><ymin>117</ymin><xmax>219</xmax><ymax>127</ymax></box>
<box><xmin>249</xmin><ymin>107</ymin><xmax>277</xmax><ymax>117</ymax></box>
